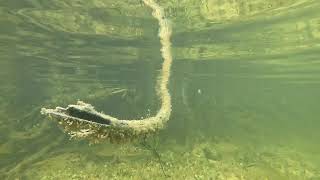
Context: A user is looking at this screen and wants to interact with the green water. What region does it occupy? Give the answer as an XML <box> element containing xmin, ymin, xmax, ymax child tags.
<box><xmin>1</xmin><ymin>0</ymin><xmax>320</xmax><ymax>179</ymax></box>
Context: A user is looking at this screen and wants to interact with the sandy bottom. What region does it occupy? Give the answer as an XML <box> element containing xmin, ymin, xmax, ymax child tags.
<box><xmin>15</xmin><ymin>136</ymin><xmax>320</xmax><ymax>180</ymax></box>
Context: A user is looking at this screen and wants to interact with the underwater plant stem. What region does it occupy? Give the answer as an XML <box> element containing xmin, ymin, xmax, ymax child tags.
<box><xmin>140</xmin><ymin>137</ymin><xmax>170</xmax><ymax>177</ymax></box>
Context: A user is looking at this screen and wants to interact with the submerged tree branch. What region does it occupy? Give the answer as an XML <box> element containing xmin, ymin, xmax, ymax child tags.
<box><xmin>41</xmin><ymin>0</ymin><xmax>173</xmax><ymax>143</ymax></box>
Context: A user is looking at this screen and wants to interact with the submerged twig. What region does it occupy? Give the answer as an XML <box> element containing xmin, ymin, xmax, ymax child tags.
<box><xmin>41</xmin><ymin>0</ymin><xmax>173</xmax><ymax>143</ymax></box>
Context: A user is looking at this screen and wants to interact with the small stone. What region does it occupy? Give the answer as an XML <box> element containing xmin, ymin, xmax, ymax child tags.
<box><xmin>203</xmin><ymin>147</ymin><xmax>222</xmax><ymax>161</ymax></box>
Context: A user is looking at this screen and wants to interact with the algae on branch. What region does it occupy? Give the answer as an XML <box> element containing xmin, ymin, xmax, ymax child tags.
<box><xmin>41</xmin><ymin>0</ymin><xmax>174</xmax><ymax>143</ymax></box>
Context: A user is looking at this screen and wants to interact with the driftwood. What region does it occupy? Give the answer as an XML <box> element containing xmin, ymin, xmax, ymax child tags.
<box><xmin>41</xmin><ymin>0</ymin><xmax>173</xmax><ymax>143</ymax></box>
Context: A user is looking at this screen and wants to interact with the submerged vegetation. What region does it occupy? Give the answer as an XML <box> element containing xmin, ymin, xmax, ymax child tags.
<box><xmin>9</xmin><ymin>136</ymin><xmax>320</xmax><ymax>179</ymax></box>
<box><xmin>1</xmin><ymin>0</ymin><xmax>320</xmax><ymax>179</ymax></box>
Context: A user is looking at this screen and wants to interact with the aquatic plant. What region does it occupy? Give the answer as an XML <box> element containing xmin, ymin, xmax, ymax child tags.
<box><xmin>41</xmin><ymin>0</ymin><xmax>173</xmax><ymax>143</ymax></box>
<box><xmin>140</xmin><ymin>137</ymin><xmax>169</xmax><ymax>177</ymax></box>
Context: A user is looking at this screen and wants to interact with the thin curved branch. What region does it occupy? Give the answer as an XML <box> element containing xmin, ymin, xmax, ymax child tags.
<box><xmin>41</xmin><ymin>0</ymin><xmax>173</xmax><ymax>143</ymax></box>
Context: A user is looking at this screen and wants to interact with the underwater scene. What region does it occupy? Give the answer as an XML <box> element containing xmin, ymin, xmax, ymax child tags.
<box><xmin>1</xmin><ymin>0</ymin><xmax>320</xmax><ymax>179</ymax></box>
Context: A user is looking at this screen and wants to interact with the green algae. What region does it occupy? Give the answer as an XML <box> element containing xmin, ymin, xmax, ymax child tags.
<box><xmin>18</xmin><ymin>138</ymin><xmax>320</xmax><ymax>180</ymax></box>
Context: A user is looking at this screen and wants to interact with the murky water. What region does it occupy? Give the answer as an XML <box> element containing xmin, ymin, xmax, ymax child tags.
<box><xmin>1</xmin><ymin>0</ymin><xmax>320</xmax><ymax>179</ymax></box>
